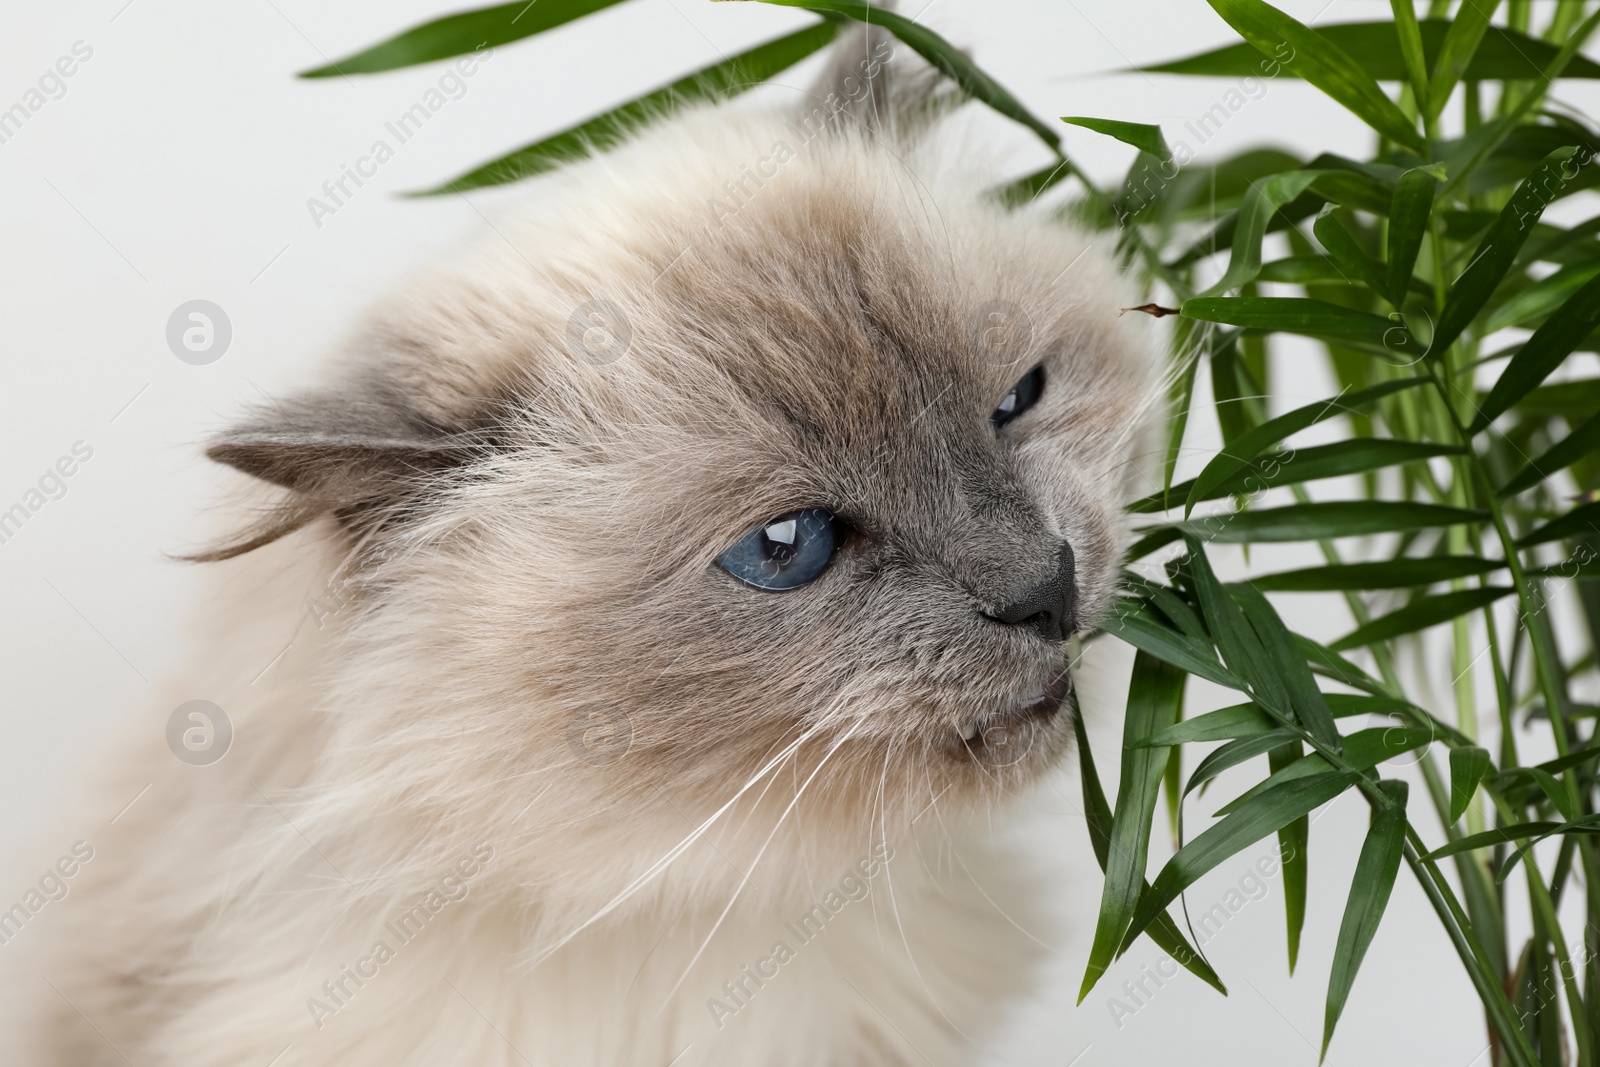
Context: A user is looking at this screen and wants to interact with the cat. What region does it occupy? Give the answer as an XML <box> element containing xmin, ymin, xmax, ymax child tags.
<box><xmin>12</xmin><ymin>20</ymin><xmax>1157</xmax><ymax>1067</ymax></box>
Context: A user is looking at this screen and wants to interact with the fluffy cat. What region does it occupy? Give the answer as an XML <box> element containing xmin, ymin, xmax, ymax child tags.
<box><xmin>12</xmin><ymin>21</ymin><xmax>1157</xmax><ymax>1067</ymax></box>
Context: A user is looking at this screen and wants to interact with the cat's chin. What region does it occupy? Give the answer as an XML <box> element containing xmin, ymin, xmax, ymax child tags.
<box><xmin>944</xmin><ymin>667</ymin><xmax>1071</xmax><ymax>769</ymax></box>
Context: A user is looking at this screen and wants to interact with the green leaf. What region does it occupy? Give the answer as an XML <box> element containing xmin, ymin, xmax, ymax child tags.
<box><xmin>1179</xmin><ymin>539</ymin><xmax>1302</xmax><ymax>728</ymax></box>
<box><xmin>1185</xmin><ymin>729</ymin><xmax>1300</xmax><ymax>796</ymax></box>
<box><xmin>1421</xmin><ymin>822</ymin><xmax>1568</xmax><ymax>861</ymax></box>
<box><xmin>1273</xmin><ymin>739</ymin><xmax>1310</xmax><ymax>973</ymax></box>
<box><xmin>299</xmin><ymin>0</ymin><xmax>628</xmax><ymax>77</ymax></box>
<box><xmin>415</xmin><ymin>21</ymin><xmax>839</xmax><ymax>194</ymax></box>
<box><xmin>1387</xmin><ymin>1</ymin><xmax>1429</xmax><ymax>103</ymax></box>
<box><xmin>1168</xmin><ymin>501</ymin><xmax>1488</xmax><ymax>543</ymax></box>
<box><xmin>1495</xmin><ymin>814</ymin><xmax>1600</xmax><ymax>883</ymax></box>
<box><xmin>1516</xmin><ymin>501</ymin><xmax>1600</xmax><ymax>549</ymax></box>
<box><xmin>1250</xmin><ymin>556</ymin><xmax>1501</xmax><ymax>592</ymax></box>
<box><xmin>1232</xmin><ymin>583</ymin><xmax>1342</xmax><ymax>752</ymax></box>
<box><xmin>1216</xmin><ymin>728</ymin><xmax>1433</xmax><ymax>816</ymax></box>
<box><xmin>1072</xmin><ymin>704</ymin><xmax>1227</xmax><ymax>997</ymax></box>
<box><xmin>1449</xmin><ymin>747</ymin><xmax>1493</xmax><ymax>824</ymax></box>
<box><xmin>1194</xmin><ymin>171</ymin><xmax>1325</xmax><ymax>298</ymax></box>
<box><xmin>1329</xmin><ymin>587</ymin><xmax>1514</xmax><ymax>651</ymax></box>
<box><xmin>1313</xmin><ymin>208</ymin><xmax>1389</xmax><ymax>298</ymax></box>
<box><xmin>1431</xmin><ymin>147</ymin><xmax>1583</xmax><ymax>357</ymax></box>
<box><xmin>1180</xmin><ymin>297</ymin><xmax>1422</xmax><ymax>356</ymax></box>
<box><xmin>1144</xmin><ymin>702</ymin><xmax>1277</xmax><ymax>746</ymax></box>
<box><xmin>1386</xmin><ymin>167</ymin><xmax>1440</xmax><ymax>309</ymax></box>
<box><xmin>1183</xmin><ymin>377</ymin><xmax>1428</xmax><ymax>516</ymax></box>
<box><xmin>1322</xmin><ymin>780</ymin><xmax>1408</xmax><ymax>1059</ymax></box>
<box><xmin>1202</xmin><ymin>0</ymin><xmax>1423</xmax><ymax>151</ymax></box>
<box><xmin>758</xmin><ymin>0</ymin><xmax>1061</xmax><ymax>150</ymax></box>
<box><xmin>1120</xmin><ymin>771</ymin><xmax>1359</xmax><ymax>955</ymax></box>
<box><xmin>1500</xmin><ymin>412</ymin><xmax>1600</xmax><ymax>497</ymax></box>
<box><xmin>1081</xmin><ymin>653</ymin><xmax>1186</xmax><ymax>1001</ymax></box>
<box><xmin>1107</xmin><ymin>598</ymin><xmax>1244</xmax><ymax>691</ymax></box>
<box><xmin>1424</xmin><ymin>0</ymin><xmax>1502</xmax><ymax>121</ymax></box>
<box><xmin>1062</xmin><ymin>116</ymin><xmax>1169</xmax><ymax>158</ymax></box>
<box><xmin>1132</xmin><ymin>440</ymin><xmax>1463</xmax><ymax>514</ymax></box>
<box><xmin>1136</xmin><ymin>20</ymin><xmax>1600</xmax><ymax>82</ymax></box>
<box><xmin>1298</xmin><ymin>636</ymin><xmax>1394</xmax><ymax>697</ymax></box>
<box><xmin>1482</xmin><ymin>262</ymin><xmax>1600</xmax><ymax>334</ymax></box>
<box><xmin>1472</xmin><ymin>271</ymin><xmax>1600</xmax><ymax>431</ymax></box>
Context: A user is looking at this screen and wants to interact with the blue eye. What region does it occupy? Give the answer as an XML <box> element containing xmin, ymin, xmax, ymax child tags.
<box><xmin>991</xmin><ymin>366</ymin><xmax>1045</xmax><ymax>429</ymax></box>
<box><xmin>716</xmin><ymin>508</ymin><xmax>839</xmax><ymax>591</ymax></box>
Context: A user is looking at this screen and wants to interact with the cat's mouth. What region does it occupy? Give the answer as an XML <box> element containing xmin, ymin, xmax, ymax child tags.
<box><xmin>948</xmin><ymin>669</ymin><xmax>1071</xmax><ymax>767</ymax></box>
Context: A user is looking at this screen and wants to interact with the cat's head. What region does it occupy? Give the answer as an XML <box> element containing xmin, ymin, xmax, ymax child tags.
<box><xmin>206</xmin><ymin>32</ymin><xmax>1158</xmax><ymax>889</ymax></box>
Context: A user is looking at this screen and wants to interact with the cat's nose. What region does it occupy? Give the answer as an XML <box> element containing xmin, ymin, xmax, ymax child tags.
<box><xmin>986</xmin><ymin>541</ymin><xmax>1077</xmax><ymax>642</ymax></box>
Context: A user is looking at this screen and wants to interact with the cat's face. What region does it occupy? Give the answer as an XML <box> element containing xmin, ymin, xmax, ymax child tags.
<box><xmin>209</xmin><ymin>108</ymin><xmax>1156</xmax><ymax>878</ymax></box>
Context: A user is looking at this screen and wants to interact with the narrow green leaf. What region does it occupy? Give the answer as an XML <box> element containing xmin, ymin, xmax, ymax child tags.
<box><xmin>1472</xmin><ymin>271</ymin><xmax>1600</xmax><ymax>431</ymax></box>
<box><xmin>1169</xmin><ymin>502</ymin><xmax>1488</xmax><ymax>543</ymax></box>
<box><xmin>1322</xmin><ymin>780</ymin><xmax>1408</xmax><ymax>1059</ymax></box>
<box><xmin>1250</xmin><ymin>556</ymin><xmax>1501</xmax><ymax>592</ymax></box>
<box><xmin>1136</xmin><ymin>20</ymin><xmax>1600</xmax><ymax>81</ymax></box>
<box><xmin>1421</xmin><ymin>822</ymin><xmax>1567</xmax><ymax>861</ymax></box>
<box><xmin>299</xmin><ymin>0</ymin><xmax>627</xmax><ymax>77</ymax></box>
<box><xmin>416</xmin><ymin>21</ymin><xmax>838</xmax><ymax>194</ymax></box>
<box><xmin>1185</xmin><ymin>729</ymin><xmax>1300</xmax><ymax>796</ymax></box>
<box><xmin>1180</xmin><ymin>538</ymin><xmax>1298</xmax><ymax>721</ymax></box>
<box><xmin>1062</xmin><ymin>116</ymin><xmax>1170</xmax><ymax>158</ymax></box>
<box><xmin>1203</xmin><ymin>0</ymin><xmax>1424</xmax><ymax>151</ymax></box>
<box><xmin>1431</xmin><ymin>147</ymin><xmax>1583</xmax><ymax>357</ymax></box>
<box><xmin>1314</xmin><ymin>207</ymin><xmax>1389</xmax><ymax>297</ymax></box>
<box><xmin>1273</xmin><ymin>739</ymin><xmax>1310</xmax><ymax>973</ymax></box>
<box><xmin>1072</xmin><ymin>706</ymin><xmax>1228</xmax><ymax>996</ymax></box>
<box><xmin>1145</xmin><ymin>702</ymin><xmax>1277</xmax><ymax>746</ymax></box>
<box><xmin>1107</xmin><ymin>598</ymin><xmax>1244</xmax><ymax>691</ymax></box>
<box><xmin>1386</xmin><ymin>167</ymin><xmax>1440</xmax><ymax>308</ymax></box>
<box><xmin>1525</xmin><ymin>768</ymin><xmax>1577</xmax><ymax>822</ymax></box>
<box><xmin>1482</xmin><ymin>262</ymin><xmax>1600</xmax><ymax>334</ymax></box>
<box><xmin>1297</xmin><ymin>635</ymin><xmax>1394</xmax><ymax>698</ymax></box>
<box><xmin>1388</xmin><ymin>1</ymin><xmax>1429</xmax><ymax>104</ymax></box>
<box><xmin>1424</xmin><ymin>0</ymin><xmax>1502</xmax><ymax>120</ymax></box>
<box><xmin>1183</xmin><ymin>377</ymin><xmax>1427</xmax><ymax>516</ymax></box>
<box><xmin>1516</xmin><ymin>501</ymin><xmax>1600</xmax><ymax>549</ymax></box>
<box><xmin>1120</xmin><ymin>771</ymin><xmax>1359</xmax><ymax>955</ymax></box>
<box><xmin>1495</xmin><ymin>814</ymin><xmax>1600</xmax><ymax>883</ymax></box>
<box><xmin>1181</xmin><ymin>297</ymin><xmax>1423</xmax><ymax>357</ymax></box>
<box><xmin>1216</xmin><ymin>728</ymin><xmax>1433</xmax><ymax>816</ymax></box>
<box><xmin>1232</xmin><ymin>583</ymin><xmax>1343</xmax><ymax>752</ymax></box>
<box><xmin>1081</xmin><ymin>653</ymin><xmax>1186</xmax><ymax>1001</ymax></box>
<box><xmin>1329</xmin><ymin>587</ymin><xmax>1514</xmax><ymax>651</ymax></box>
<box><xmin>1449</xmin><ymin>747</ymin><xmax>1492</xmax><ymax>824</ymax></box>
<box><xmin>758</xmin><ymin>0</ymin><xmax>1061</xmax><ymax>150</ymax></box>
<box><xmin>1194</xmin><ymin>171</ymin><xmax>1324</xmax><ymax>298</ymax></box>
<box><xmin>1501</xmin><ymin>411</ymin><xmax>1600</xmax><ymax>496</ymax></box>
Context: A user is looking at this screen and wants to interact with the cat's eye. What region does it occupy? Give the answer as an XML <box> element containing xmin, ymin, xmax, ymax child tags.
<box><xmin>990</xmin><ymin>366</ymin><xmax>1045</xmax><ymax>429</ymax></box>
<box><xmin>716</xmin><ymin>508</ymin><xmax>840</xmax><ymax>591</ymax></box>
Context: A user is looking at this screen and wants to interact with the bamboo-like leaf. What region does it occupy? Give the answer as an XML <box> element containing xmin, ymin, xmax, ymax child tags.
<box><xmin>1472</xmin><ymin>271</ymin><xmax>1600</xmax><ymax>431</ymax></box>
<box><xmin>1202</xmin><ymin>0</ymin><xmax>1423</xmax><ymax>151</ymax></box>
<box><xmin>1194</xmin><ymin>171</ymin><xmax>1325</xmax><ymax>299</ymax></box>
<box><xmin>1272</xmin><ymin>738</ymin><xmax>1310</xmax><ymax>973</ymax></box>
<box><xmin>1329</xmin><ymin>587</ymin><xmax>1513</xmax><ymax>651</ymax></box>
<box><xmin>1387</xmin><ymin>1</ymin><xmax>1429</xmax><ymax>104</ymax></box>
<box><xmin>1144</xmin><ymin>702</ymin><xmax>1278</xmax><ymax>746</ymax></box>
<box><xmin>758</xmin><ymin>0</ymin><xmax>1061</xmax><ymax>150</ymax></box>
<box><xmin>300</xmin><ymin>0</ymin><xmax>628</xmax><ymax>77</ymax></box>
<box><xmin>1136</xmin><ymin>21</ymin><xmax>1600</xmax><ymax>82</ymax></box>
<box><xmin>1430</xmin><ymin>147</ymin><xmax>1583</xmax><ymax>357</ymax></box>
<box><xmin>1132</xmin><ymin>440</ymin><xmax>1462</xmax><ymax>514</ymax></box>
<box><xmin>1169</xmin><ymin>501</ymin><xmax>1487</xmax><ymax>543</ymax></box>
<box><xmin>1322</xmin><ymin>779</ymin><xmax>1409</xmax><ymax>1059</ymax></box>
<box><xmin>1298</xmin><ymin>636</ymin><xmax>1398</xmax><ymax>697</ymax></box>
<box><xmin>1232</xmin><ymin>583</ymin><xmax>1342</xmax><ymax>752</ymax></box>
<box><xmin>1314</xmin><ymin>207</ymin><xmax>1389</xmax><ymax>297</ymax></box>
<box><xmin>1183</xmin><ymin>377</ymin><xmax>1427</xmax><ymax>516</ymax></box>
<box><xmin>1495</xmin><ymin>814</ymin><xmax>1600</xmax><ymax>883</ymax></box>
<box><xmin>1422</xmin><ymin>822</ymin><xmax>1568</xmax><ymax>861</ymax></box>
<box><xmin>1482</xmin><ymin>262</ymin><xmax>1600</xmax><ymax>334</ymax></box>
<box><xmin>416</xmin><ymin>21</ymin><xmax>839</xmax><ymax>194</ymax></box>
<box><xmin>1107</xmin><ymin>598</ymin><xmax>1244</xmax><ymax>690</ymax></box>
<box><xmin>1180</xmin><ymin>539</ymin><xmax>1298</xmax><ymax>723</ymax></box>
<box><xmin>1181</xmin><ymin>297</ymin><xmax>1423</xmax><ymax>356</ymax></box>
<box><xmin>1119</xmin><ymin>771</ymin><xmax>1359</xmax><ymax>955</ymax></box>
<box><xmin>1449</xmin><ymin>746</ymin><xmax>1492</xmax><ymax>824</ymax></box>
<box><xmin>1251</xmin><ymin>556</ymin><xmax>1501</xmax><ymax>592</ymax></box>
<box><xmin>1216</xmin><ymin>728</ymin><xmax>1433</xmax><ymax>816</ymax></box>
<box><xmin>1186</xmin><ymin>729</ymin><xmax>1299</xmax><ymax>796</ymax></box>
<box><xmin>1500</xmin><ymin>411</ymin><xmax>1600</xmax><ymax>496</ymax></box>
<box><xmin>1072</xmin><ymin>706</ymin><xmax>1227</xmax><ymax>996</ymax></box>
<box><xmin>1386</xmin><ymin>166</ymin><xmax>1440</xmax><ymax>308</ymax></box>
<box><xmin>1062</xmin><ymin>116</ymin><xmax>1170</xmax><ymax>158</ymax></box>
<box><xmin>1516</xmin><ymin>501</ymin><xmax>1600</xmax><ymax>549</ymax></box>
<box><xmin>1081</xmin><ymin>653</ymin><xmax>1186</xmax><ymax>1001</ymax></box>
<box><xmin>1424</xmin><ymin>0</ymin><xmax>1502</xmax><ymax>121</ymax></box>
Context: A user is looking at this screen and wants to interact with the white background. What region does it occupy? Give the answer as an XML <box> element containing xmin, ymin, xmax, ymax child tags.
<box><xmin>2</xmin><ymin>1</ymin><xmax>1595</xmax><ymax>1064</ymax></box>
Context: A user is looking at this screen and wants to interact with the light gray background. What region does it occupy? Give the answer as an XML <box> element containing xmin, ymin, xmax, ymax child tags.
<box><xmin>3</xmin><ymin>1</ymin><xmax>1594</xmax><ymax>1064</ymax></box>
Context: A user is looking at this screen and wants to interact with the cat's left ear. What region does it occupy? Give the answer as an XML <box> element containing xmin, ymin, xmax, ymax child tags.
<box><xmin>194</xmin><ymin>386</ymin><xmax>488</xmax><ymax>560</ymax></box>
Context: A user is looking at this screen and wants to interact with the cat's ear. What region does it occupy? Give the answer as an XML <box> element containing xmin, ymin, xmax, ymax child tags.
<box><xmin>194</xmin><ymin>386</ymin><xmax>489</xmax><ymax>561</ymax></box>
<box><xmin>803</xmin><ymin>15</ymin><xmax>958</xmax><ymax>143</ymax></box>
